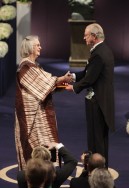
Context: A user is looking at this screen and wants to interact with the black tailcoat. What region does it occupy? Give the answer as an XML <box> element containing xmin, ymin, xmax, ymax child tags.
<box><xmin>73</xmin><ymin>42</ymin><xmax>115</xmax><ymax>166</ymax></box>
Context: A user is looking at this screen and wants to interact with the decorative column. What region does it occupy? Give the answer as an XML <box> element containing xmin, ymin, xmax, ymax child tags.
<box><xmin>68</xmin><ymin>0</ymin><xmax>95</xmax><ymax>67</ymax></box>
<box><xmin>16</xmin><ymin>1</ymin><xmax>31</xmax><ymax>64</ymax></box>
<box><xmin>68</xmin><ymin>19</ymin><xmax>95</xmax><ymax>67</ymax></box>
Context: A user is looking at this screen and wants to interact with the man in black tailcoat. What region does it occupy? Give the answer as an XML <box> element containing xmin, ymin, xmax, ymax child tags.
<box><xmin>66</xmin><ymin>23</ymin><xmax>115</xmax><ymax>168</ymax></box>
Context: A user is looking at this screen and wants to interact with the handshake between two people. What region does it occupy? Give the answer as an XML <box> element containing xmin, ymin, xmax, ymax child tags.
<box><xmin>56</xmin><ymin>71</ymin><xmax>74</xmax><ymax>91</ymax></box>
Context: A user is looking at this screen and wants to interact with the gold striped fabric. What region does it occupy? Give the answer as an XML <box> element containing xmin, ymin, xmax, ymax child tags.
<box><xmin>15</xmin><ymin>61</ymin><xmax>59</xmax><ymax>170</ymax></box>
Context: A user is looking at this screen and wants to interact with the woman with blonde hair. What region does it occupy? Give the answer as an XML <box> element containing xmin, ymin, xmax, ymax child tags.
<box><xmin>15</xmin><ymin>35</ymin><xmax>72</xmax><ymax>170</ymax></box>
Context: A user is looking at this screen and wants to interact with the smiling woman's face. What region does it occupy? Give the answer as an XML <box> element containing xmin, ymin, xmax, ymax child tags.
<box><xmin>32</xmin><ymin>39</ymin><xmax>42</xmax><ymax>58</ymax></box>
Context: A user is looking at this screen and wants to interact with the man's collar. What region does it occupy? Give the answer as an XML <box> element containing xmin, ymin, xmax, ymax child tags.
<box><xmin>90</xmin><ymin>41</ymin><xmax>104</xmax><ymax>52</ymax></box>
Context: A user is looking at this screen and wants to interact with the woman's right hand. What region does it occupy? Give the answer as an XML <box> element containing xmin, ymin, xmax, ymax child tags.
<box><xmin>63</xmin><ymin>71</ymin><xmax>73</xmax><ymax>83</ymax></box>
<box><xmin>56</xmin><ymin>71</ymin><xmax>73</xmax><ymax>86</ymax></box>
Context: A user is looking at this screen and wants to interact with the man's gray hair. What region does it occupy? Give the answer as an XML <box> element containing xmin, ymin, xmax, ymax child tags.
<box><xmin>87</xmin><ymin>23</ymin><xmax>105</xmax><ymax>39</ymax></box>
<box><xmin>89</xmin><ymin>168</ymin><xmax>114</xmax><ymax>188</ymax></box>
